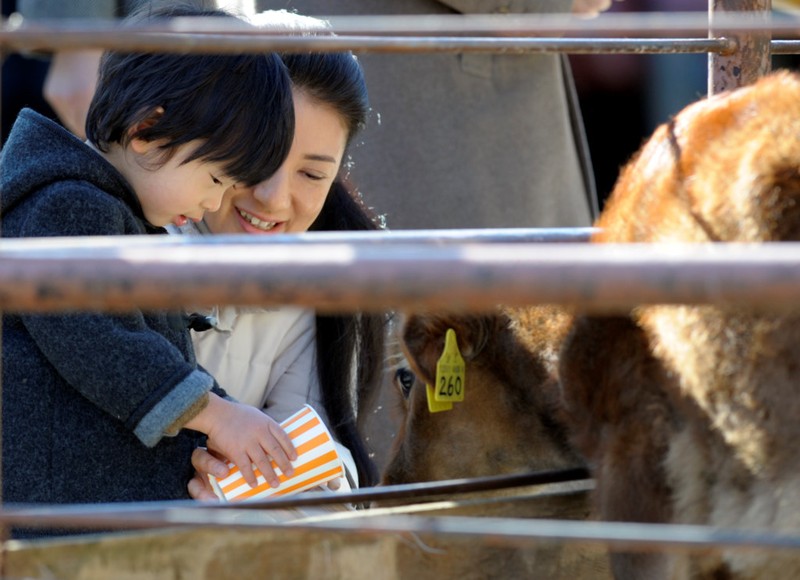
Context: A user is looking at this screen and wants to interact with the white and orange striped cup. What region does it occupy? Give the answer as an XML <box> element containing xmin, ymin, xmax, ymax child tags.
<box><xmin>208</xmin><ymin>404</ymin><xmax>345</xmax><ymax>502</ymax></box>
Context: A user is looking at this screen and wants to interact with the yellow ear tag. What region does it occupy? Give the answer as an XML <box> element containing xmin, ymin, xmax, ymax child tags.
<box><xmin>434</xmin><ymin>328</ymin><xmax>466</xmax><ymax>402</ymax></box>
<box><xmin>426</xmin><ymin>383</ymin><xmax>453</xmax><ymax>413</ymax></box>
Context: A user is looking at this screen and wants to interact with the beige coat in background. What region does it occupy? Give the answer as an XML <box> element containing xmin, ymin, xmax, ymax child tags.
<box><xmin>259</xmin><ymin>0</ymin><xmax>599</xmax><ymax>229</ymax></box>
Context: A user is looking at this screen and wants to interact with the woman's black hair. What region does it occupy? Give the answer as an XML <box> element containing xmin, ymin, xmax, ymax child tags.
<box><xmin>280</xmin><ymin>52</ymin><xmax>368</xmax><ymax>147</ymax></box>
<box><xmin>86</xmin><ymin>3</ymin><xmax>294</xmax><ymax>186</ymax></box>
<box><xmin>310</xmin><ymin>181</ymin><xmax>386</xmax><ymax>488</ymax></box>
<box><xmin>283</xmin><ymin>48</ymin><xmax>383</xmax><ymax>487</ymax></box>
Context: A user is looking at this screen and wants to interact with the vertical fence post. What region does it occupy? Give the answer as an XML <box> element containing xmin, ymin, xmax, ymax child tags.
<box><xmin>0</xmin><ymin>30</ymin><xmax>6</xmax><ymax>579</ymax></box>
<box><xmin>709</xmin><ymin>0</ymin><xmax>772</xmax><ymax>94</ymax></box>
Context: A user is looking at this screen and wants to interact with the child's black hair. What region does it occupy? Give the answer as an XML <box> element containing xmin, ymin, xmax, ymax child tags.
<box><xmin>86</xmin><ymin>4</ymin><xmax>294</xmax><ymax>186</ymax></box>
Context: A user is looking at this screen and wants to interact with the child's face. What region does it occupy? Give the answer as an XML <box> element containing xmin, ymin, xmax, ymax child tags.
<box><xmin>127</xmin><ymin>140</ymin><xmax>235</xmax><ymax>228</ymax></box>
<box><xmin>203</xmin><ymin>90</ymin><xmax>348</xmax><ymax>235</ymax></box>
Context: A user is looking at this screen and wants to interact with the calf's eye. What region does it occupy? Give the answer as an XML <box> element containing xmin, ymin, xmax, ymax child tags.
<box><xmin>394</xmin><ymin>367</ymin><xmax>416</xmax><ymax>398</ymax></box>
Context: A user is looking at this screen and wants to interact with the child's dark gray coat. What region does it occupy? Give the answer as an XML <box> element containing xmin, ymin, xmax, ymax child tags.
<box><xmin>1</xmin><ymin>109</ymin><xmax>216</xmax><ymax>513</ymax></box>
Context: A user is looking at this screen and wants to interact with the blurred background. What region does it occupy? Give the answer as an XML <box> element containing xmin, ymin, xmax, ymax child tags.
<box><xmin>571</xmin><ymin>0</ymin><xmax>800</xmax><ymax>209</ymax></box>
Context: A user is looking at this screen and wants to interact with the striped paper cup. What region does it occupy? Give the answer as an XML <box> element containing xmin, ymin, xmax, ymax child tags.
<box><xmin>208</xmin><ymin>404</ymin><xmax>345</xmax><ymax>502</ymax></box>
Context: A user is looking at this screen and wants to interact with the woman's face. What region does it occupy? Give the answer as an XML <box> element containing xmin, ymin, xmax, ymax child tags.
<box><xmin>203</xmin><ymin>89</ymin><xmax>349</xmax><ymax>235</ymax></box>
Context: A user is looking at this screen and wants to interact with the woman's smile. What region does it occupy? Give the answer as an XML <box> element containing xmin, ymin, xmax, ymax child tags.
<box><xmin>203</xmin><ymin>90</ymin><xmax>348</xmax><ymax>236</ymax></box>
<box><xmin>237</xmin><ymin>207</ymin><xmax>277</xmax><ymax>232</ymax></box>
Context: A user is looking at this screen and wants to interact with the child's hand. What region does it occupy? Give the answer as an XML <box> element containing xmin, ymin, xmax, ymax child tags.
<box><xmin>185</xmin><ymin>394</ymin><xmax>297</xmax><ymax>489</ymax></box>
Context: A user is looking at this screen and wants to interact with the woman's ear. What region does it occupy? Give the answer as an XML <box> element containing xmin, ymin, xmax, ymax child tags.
<box><xmin>128</xmin><ymin>106</ymin><xmax>165</xmax><ymax>154</ymax></box>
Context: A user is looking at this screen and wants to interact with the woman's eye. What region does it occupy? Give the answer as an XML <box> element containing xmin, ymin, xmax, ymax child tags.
<box><xmin>394</xmin><ymin>367</ymin><xmax>416</xmax><ymax>398</ymax></box>
<box><xmin>302</xmin><ymin>171</ymin><xmax>326</xmax><ymax>181</ymax></box>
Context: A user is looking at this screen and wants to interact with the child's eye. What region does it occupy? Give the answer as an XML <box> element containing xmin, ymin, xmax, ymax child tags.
<box><xmin>211</xmin><ymin>174</ymin><xmax>223</xmax><ymax>186</ymax></box>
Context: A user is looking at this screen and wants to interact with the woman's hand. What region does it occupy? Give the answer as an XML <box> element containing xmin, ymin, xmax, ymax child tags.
<box><xmin>188</xmin><ymin>447</ymin><xmax>231</xmax><ymax>501</ymax></box>
<box><xmin>572</xmin><ymin>0</ymin><xmax>614</xmax><ymax>17</ymax></box>
<box><xmin>188</xmin><ymin>446</ymin><xmax>344</xmax><ymax>499</ymax></box>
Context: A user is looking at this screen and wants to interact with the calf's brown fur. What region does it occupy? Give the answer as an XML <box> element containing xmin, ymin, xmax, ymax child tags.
<box><xmin>561</xmin><ymin>70</ymin><xmax>800</xmax><ymax>579</ymax></box>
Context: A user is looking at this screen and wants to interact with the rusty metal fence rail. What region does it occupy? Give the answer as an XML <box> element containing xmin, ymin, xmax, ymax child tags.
<box><xmin>0</xmin><ymin>235</ymin><xmax>798</xmax><ymax>313</ymax></box>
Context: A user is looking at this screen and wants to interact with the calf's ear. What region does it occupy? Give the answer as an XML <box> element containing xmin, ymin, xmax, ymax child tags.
<box><xmin>400</xmin><ymin>312</ymin><xmax>497</xmax><ymax>375</ymax></box>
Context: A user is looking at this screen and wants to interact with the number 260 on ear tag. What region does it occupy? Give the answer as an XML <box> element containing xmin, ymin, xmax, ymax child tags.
<box><xmin>434</xmin><ymin>328</ymin><xmax>466</xmax><ymax>402</ymax></box>
<box><xmin>426</xmin><ymin>384</ymin><xmax>453</xmax><ymax>413</ymax></box>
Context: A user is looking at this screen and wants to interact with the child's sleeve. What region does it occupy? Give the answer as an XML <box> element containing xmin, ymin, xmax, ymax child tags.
<box><xmin>22</xmin><ymin>310</ymin><xmax>214</xmax><ymax>447</ymax></box>
<box><xmin>14</xmin><ymin>182</ymin><xmax>214</xmax><ymax>447</ymax></box>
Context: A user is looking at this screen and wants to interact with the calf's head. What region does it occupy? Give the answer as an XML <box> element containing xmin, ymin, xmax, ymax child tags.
<box><xmin>382</xmin><ymin>306</ymin><xmax>584</xmax><ymax>485</ymax></box>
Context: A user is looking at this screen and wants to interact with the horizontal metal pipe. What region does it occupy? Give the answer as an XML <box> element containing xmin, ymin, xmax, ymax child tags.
<box><xmin>322</xmin><ymin>11</ymin><xmax>796</xmax><ymax>36</ymax></box>
<box><xmin>269</xmin><ymin>228</ymin><xmax>597</xmax><ymax>244</ymax></box>
<box><xmin>6</xmin><ymin>12</ymin><xmax>797</xmax><ymax>37</ymax></box>
<box><xmin>234</xmin><ymin>468</ymin><xmax>593</xmax><ymax>510</ymax></box>
<box><xmin>0</xmin><ymin>228</ymin><xmax>595</xmax><ymax>249</ymax></box>
<box><xmin>192</xmin><ymin>513</ymin><xmax>800</xmax><ymax>554</ymax></box>
<box><xmin>767</xmin><ymin>39</ymin><xmax>800</xmax><ymax>53</ymax></box>
<box><xmin>0</xmin><ymin>468</ymin><xmax>592</xmax><ymax>523</ymax></box>
<box><xmin>0</xmin><ymin>31</ymin><xmax>739</xmax><ymax>54</ymax></box>
<box><xmin>4</xmin><ymin>502</ymin><xmax>800</xmax><ymax>554</ymax></box>
<box><xmin>1</xmin><ymin>237</ymin><xmax>800</xmax><ymax>313</ymax></box>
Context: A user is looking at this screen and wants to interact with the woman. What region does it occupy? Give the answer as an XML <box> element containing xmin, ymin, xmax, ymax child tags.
<box><xmin>177</xmin><ymin>10</ymin><xmax>386</xmax><ymax>496</ymax></box>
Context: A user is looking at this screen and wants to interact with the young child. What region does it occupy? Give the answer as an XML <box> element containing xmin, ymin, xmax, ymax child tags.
<box><xmin>0</xmin><ymin>4</ymin><xmax>298</xmax><ymax>518</ymax></box>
